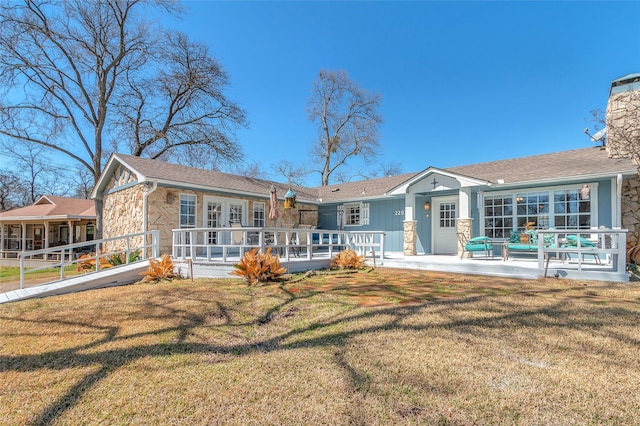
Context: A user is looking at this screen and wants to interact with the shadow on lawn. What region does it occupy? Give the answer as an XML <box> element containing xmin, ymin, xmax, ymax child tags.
<box><xmin>1</xmin><ymin>280</ymin><xmax>640</xmax><ymax>425</ymax></box>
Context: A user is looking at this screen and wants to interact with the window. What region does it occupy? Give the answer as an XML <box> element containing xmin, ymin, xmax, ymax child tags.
<box><xmin>483</xmin><ymin>185</ymin><xmax>595</xmax><ymax>237</ymax></box>
<box><xmin>484</xmin><ymin>195</ymin><xmax>513</xmax><ymax>239</ymax></box>
<box><xmin>253</xmin><ymin>202</ymin><xmax>265</xmax><ymax>227</ymax></box>
<box><xmin>228</xmin><ymin>202</ymin><xmax>244</xmax><ymax>225</ymax></box>
<box><xmin>439</xmin><ymin>202</ymin><xmax>456</xmax><ymax>228</ymax></box>
<box><xmin>180</xmin><ymin>194</ymin><xmax>196</xmax><ymax>228</ymax></box>
<box><xmin>345</xmin><ymin>203</ymin><xmax>360</xmax><ymax>225</ymax></box>
<box><xmin>554</xmin><ymin>189</ymin><xmax>591</xmax><ymax>229</ymax></box>
<box><xmin>515</xmin><ymin>191</ymin><xmax>549</xmax><ymax>229</ymax></box>
<box><xmin>342</xmin><ymin>203</ymin><xmax>370</xmax><ymax>226</ymax></box>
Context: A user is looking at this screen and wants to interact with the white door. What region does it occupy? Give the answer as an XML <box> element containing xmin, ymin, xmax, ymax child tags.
<box><xmin>203</xmin><ymin>197</ymin><xmax>247</xmax><ymax>244</ymax></box>
<box><xmin>433</xmin><ymin>196</ymin><xmax>458</xmax><ymax>254</ymax></box>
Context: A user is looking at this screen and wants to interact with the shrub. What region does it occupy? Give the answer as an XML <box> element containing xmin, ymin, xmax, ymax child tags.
<box><xmin>230</xmin><ymin>247</ymin><xmax>286</xmax><ymax>285</ymax></box>
<box><xmin>76</xmin><ymin>251</ymin><xmax>113</xmax><ymax>272</ymax></box>
<box><xmin>331</xmin><ymin>248</ymin><xmax>367</xmax><ymax>270</ymax></box>
<box><xmin>140</xmin><ymin>254</ymin><xmax>178</xmax><ymax>282</ymax></box>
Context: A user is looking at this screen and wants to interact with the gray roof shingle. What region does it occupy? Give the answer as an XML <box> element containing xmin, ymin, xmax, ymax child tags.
<box><xmin>113</xmin><ymin>147</ymin><xmax>635</xmax><ymax>205</ymax></box>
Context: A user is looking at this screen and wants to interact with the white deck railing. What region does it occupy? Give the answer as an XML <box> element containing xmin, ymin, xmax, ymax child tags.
<box><xmin>172</xmin><ymin>227</ymin><xmax>385</xmax><ymax>265</ymax></box>
<box><xmin>17</xmin><ymin>230</ymin><xmax>160</xmax><ymax>289</ymax></box>
<box><xmin>536</xmin><ymin>228</ymin><xmax>628</xmax><ymax>280</ymax></box>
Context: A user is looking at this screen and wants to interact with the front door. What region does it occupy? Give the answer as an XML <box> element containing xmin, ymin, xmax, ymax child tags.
<box><xmin>33</xmin><ymin>226</ymin><xmax>43</xmax><ymax>250</ymax></box>
<box><xmin>433</xmin><ymin>196</ymin><xmax>458</xmax><ymax>254</ymax></box>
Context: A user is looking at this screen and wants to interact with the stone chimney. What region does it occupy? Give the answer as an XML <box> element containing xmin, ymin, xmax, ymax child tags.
<box><xmin>605</xmin><ymin>73</ymin><xmax>640</xmax><ymax>163</ymax></box>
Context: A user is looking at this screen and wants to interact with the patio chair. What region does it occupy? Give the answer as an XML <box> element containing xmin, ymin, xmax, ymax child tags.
<box><xmin>564</xmin><ymin>234</ymin><xmax>601</xmax><ymax>264</ymax></box>
<box><xmin>230</xmin><ymin>222</ymin><xmax>245</xmax><ymax>245</ymax></box>
<box><xmin>291</xmin><ymin>224</ymin><xmax>314</xmax><ymax>257</ymax></box>
<box><xmin>458</xmin><ymin>233</ymin><xmax>493</xmax><ymax>260</ymax></box>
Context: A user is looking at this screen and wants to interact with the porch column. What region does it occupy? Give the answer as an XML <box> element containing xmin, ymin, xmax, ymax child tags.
<box><xmin>456</xmin><ymin>188</ymin><xmax>473</xmax><ymax>258</ymax></box>
<box><xmin>44</xmin><ymin>222</ymin><xmax>49</xmax><ymax>249</ymax></box>
<box><xmin>403</xmin><ymin>192</ymin><xmax>417</xmax><ymax>256</ymax></box>
<box><xmin>21</xmin><ymin>221</ymin><xmax>26</xmax><ymax>253</ymax></box>
<box><xmin>457</xmin><ymin>218</ymin><xmax>473</xmax><ymax>258</ymax></box>
<box><xmin>458</xmin><ymin>188</ymin><xmax>471</xmax><ymax>219</ymax></box>
<box><xmin>68</xmin><ymin>220</ymin><xmax>74</xmax><ymax>244</ymax></box>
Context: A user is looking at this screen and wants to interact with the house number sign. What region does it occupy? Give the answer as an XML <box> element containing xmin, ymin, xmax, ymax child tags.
<box><xmin>395</xmin><ymin>210</ymin><xmax>405</xmax><ymax>216</ymax></box>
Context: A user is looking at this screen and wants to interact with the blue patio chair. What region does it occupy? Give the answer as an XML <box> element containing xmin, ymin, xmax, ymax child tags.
<box><xmin>458</xmin><ymin>233</ymin><xmax>493</xmax><ymax>260</ymax></box>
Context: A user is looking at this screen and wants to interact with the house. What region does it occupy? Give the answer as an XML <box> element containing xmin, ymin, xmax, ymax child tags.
<box><xmin>92</xmin><ymin>154</ymin><xmax>321</xmax><ymax>255</ymax></box>
<box><xmin>92</xmin><ymin>147</ymin><xmax>638</xmax><ymax>259</ymax></box>
<box><xmin>0</xmin><ymin>195</ymin><xmax>96</xmax><ymax>259</ymax></box>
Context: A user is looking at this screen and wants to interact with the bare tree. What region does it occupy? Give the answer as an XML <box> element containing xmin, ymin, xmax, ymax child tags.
<box><xmin>0</xmin><ymin>171</ymin><xmax>25</xmax><ymax>211</ymax></box>
<box><xmin>0</xmin><ymin>141</ymin><xmax>68</xmax><ymax>203</ymax></box>
<box><xmin>0</xmin><ymin>0</ymin><xmax>247</xmax><ymax>237</ymax></box>
<box><xmin>272</xmin><ymin>160</ymin><xmax>310</xmax><ymax>188</ymax></box>
<box><xmin>307</xmin><ymin>70</ymin><xmax>382</xmax><ymax>186</ymax></box>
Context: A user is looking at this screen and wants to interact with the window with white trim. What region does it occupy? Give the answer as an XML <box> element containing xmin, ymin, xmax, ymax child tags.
<box><xmin>179</xmin><ymin>194</ymin><xmax>196</xmax><ymax>228</ymax></box>
<box><xmin>439</xmin><ymin>202</ymin><xmax>456</xmax><ymax>228</ymax></box>
<box><xmin>484</xmin><ymin>195</ymin><xmax>513</xmax><ymax>239</ymax></box>
<box><xmin>341</xmin><ymin>202</ymin><xmax>370</xmax><ymax>226</ymax></box>
<box><xmin>483</xmin><ymin>184</ymin><xmax>595</xmax><ymax>238</ymax></box>
<box><xmin>228</xmin><ymin>202</ymin><xmax>244</xmax><ymax>225</ymax></box>
<box><xmin>253</xmin><ymin>202</ymin><xmax>265</xmax><ymax>227</ymax></box>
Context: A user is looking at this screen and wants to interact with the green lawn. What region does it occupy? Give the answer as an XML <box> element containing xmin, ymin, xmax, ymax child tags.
<box><xmin>1</xmin><ymin>268</ymin><xmax>639</xmax><ymax>425</ymax></box>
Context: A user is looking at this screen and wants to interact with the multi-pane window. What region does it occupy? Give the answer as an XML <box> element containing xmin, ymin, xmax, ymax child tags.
<box><xmin>253</xmin><ymin>202</ymin><xmax>265</xmax><ymax>227</ymax></box>
<box><xmin>345</xmin><ymin>204</ymin><xmax>361</xmax><ymax>225</ymax></box>
<box><xmin>483</xmin><ymin>186</ymin><xmax>594</xmax><ymax>237</ymax></box>
<box><xmin>341</xmin><ymin>203</ymin><xmax>370</xmax><ymax>227</ymax></box>
<box><xmin>228</xmin><ymin>203</ymin><xmax>244</xmax><ymax>225</ymax></box>
<box><xmin>554</xmin><ymin>189</ymin><xmax>591</xmax><ymax>229</ymax></box>
<box><xmin>484</xmin><ymin>195</ymin><xmax>513</xmax><ymax>239</ymax></box>
<box><xmin>515</xmin><ymin>191</ymin><xmax>549</xmax><ymax>229</ymax></box>
<box><xmin>439</xmin><ymin>202</ymin><xmax>456</xmax><ymax>228</ymax></box>
<box><xmin>180</xmin><ymin>194</ymin><xmax>196</xmax><ymax>228</ymax></box>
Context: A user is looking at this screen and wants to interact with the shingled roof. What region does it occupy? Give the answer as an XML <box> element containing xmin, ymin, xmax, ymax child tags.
<box><xmin>0</xmin><ymin>196</ymin><xmax>95</xmax><ymax>220</ymax></box>
<box><xmin>114</xmin><ymin>154</ymin><xmax>319</xmax><ymax>202</ymax></box>
<box><xmin>444</xmin><ymin>147</ymin><xmax>636</xmax><ymax>184</ymax></box>
<box><xmin>103</xmin><ymin>147</ymin><xmax>635</xmax><ymax>205</ymax></box>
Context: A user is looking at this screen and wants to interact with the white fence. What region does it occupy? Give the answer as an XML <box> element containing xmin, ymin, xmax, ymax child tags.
<box><xmin>172</xmin><ymin>227</ymin><xmax>385</xmax><ymax>265</ymax></box>
<box><xmin>536</xmin><ymin>228</ymin><xmax>628</xmax><ymax>281</ymax></box>
<box><xmin>17</xmin><ymin>230</ymin><xmax>160</xmax><ymax>289</ymax></box>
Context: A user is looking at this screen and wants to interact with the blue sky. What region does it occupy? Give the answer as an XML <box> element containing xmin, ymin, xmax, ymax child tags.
<box><xmin>165</xmin><ymin>1</ymin><xmax>639</xmax><ymax>184</ymax></box>
<box><xmin>2</xmin><ymin>1</ymin><xmax>638</xmax><ymax>188</ymax></box>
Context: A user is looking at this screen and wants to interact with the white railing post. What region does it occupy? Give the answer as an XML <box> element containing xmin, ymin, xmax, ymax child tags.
<box><xmin>19</xmin><ymin>254</ymin><xmax>25</xmax><ymax>289</ymax></box>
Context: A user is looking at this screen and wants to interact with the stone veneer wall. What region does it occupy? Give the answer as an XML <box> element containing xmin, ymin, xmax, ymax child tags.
<box><xmin>403</xmin><ymin>220</ymin><xmax>417</xmax><ymax>255</ymax></box>
<box><xmin>606</xmin><ymin>78</ymin><xmax>640</xmax><ymax>256</ymax></box>
<box><xmin>622</xmin><ymin>176</ymin><xmax>640</xmax><ymax>252</ymax></box>
<box><xmin>606</xmin><ymin>87</ymin><xmax>640</xmax><ymax>164</ymax></box>
<box><xmin>146</xmin><ymin>187</ymin><xmax>319</xmax><ymax>256</ymax></box>
<box><xmin>102</xmin><ymin>184</ymin><xmax>146</xmax><ymax>253</ymax></box>
<box><xmin>456</xmin><ymin>218</ymin><xmax>472</xmax><ymax>258</ymax></box>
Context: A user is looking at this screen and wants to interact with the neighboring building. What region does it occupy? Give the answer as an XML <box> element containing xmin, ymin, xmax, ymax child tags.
<box><xmin>0</xmin><ymin>195</ymin><xmax>96</xmax><ymax>258</ymax></box>
<box><xmin>93</xmin><ymin>147</ymin><xmax>638</xmax><ymax>257</ymax></box>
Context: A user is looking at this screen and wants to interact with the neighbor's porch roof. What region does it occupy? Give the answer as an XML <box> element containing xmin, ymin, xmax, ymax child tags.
<box><xmin>0</xmin><ymin>196</ymin><xmax>95</xmax><ymax>222</ymax></box>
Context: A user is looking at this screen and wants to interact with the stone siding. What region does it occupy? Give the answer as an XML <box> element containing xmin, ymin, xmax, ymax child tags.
<box><xmin>606</xmin><ymin>88</ymin><xmax>640</xmax><ymax>164</ymax></box>
<box><xmin>456</xmin><ymin>218</ymin><xmax>472</xmax><ymax>258</ymax></box>
<box><xmin>403</xmin><ymin>220</ymin><xmax>417</xmax><ymax>255</ymax></box>
<box><xmin>102</xmin><ymin>184</ymin><xmax>146</xmax><ymax>253</ymax></box>
<box><xmin>111</xmin><ymin>185</ymin><xmax>318</xmax><ymax>254</ymax></box>
<box><xmin>622</xmin><ymin>176</ymin><xmax>640</xmax><ymax>252</ymax></box>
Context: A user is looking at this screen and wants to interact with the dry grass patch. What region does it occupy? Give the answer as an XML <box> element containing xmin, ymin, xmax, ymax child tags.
<box><xmin>1</xmin><ymin>268</ymin><xmax>640</xmax><ymax>424</ymax></box>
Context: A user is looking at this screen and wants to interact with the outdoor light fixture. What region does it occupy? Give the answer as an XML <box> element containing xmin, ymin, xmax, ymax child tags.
<box><xmin>580</xmin><ymin>184</ymin><xmax>590</xmax><ymax>200</ymax></box>
<box><xmin>166</xmin><ymin>193</ymin><xmax>174</xmax><ymax>204</ymax></box>
<box><xmin>423</xmin><ymin>201</ymin><xmax>430</xmax><ymax>211</ymax></box>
